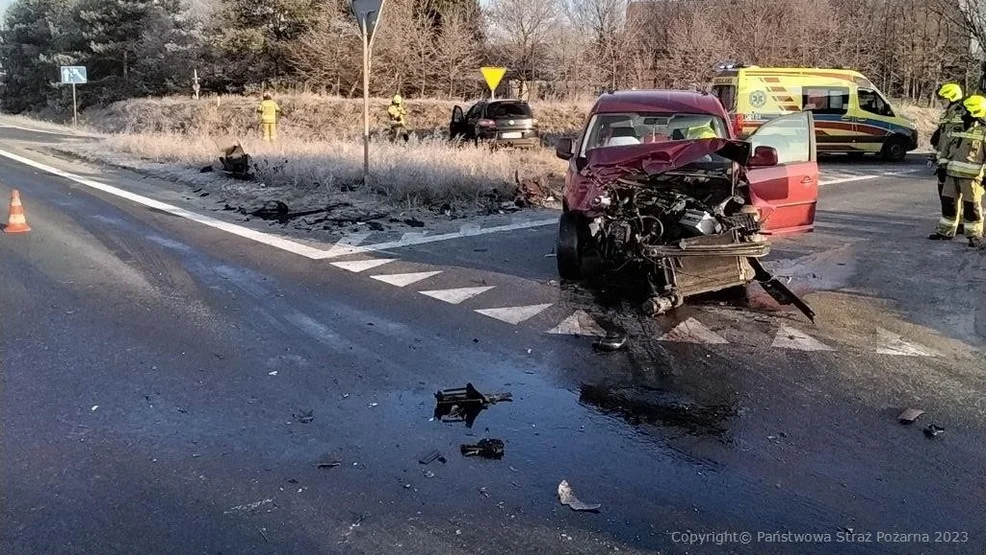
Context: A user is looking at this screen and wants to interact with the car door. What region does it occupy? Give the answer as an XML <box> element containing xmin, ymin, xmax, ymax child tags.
<box><xmin>465</xmin><ymin>102</ymin><xmax>485</xmax><ymax>140</ymax></box>
<box><xmin>450</xmin><ymin>105</ymin><xmax>465</xmax><ymax>139</ymax></box>
<box><xmin>744</xmin><ymin>111</ymin><xmax>818</xmax><ymax>234</ymax></box>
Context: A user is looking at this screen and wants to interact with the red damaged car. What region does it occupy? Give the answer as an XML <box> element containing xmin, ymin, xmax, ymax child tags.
<box><xmin>554</xmin><ymin>90</ymin><xmax>818</xmax><ymax>318</ymax></box>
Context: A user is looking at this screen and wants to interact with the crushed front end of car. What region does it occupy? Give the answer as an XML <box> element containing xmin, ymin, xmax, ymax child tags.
<box><xmin>558</xmin><ymin>139</ymin><xmax>814</xmax><ymax>320</ymax></box>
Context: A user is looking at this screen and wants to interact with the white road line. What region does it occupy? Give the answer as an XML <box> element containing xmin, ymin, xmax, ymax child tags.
<box><xmin>324</xmin><ymin>232</ymin><xmax>372</xmax><ymax>257</ymax></box>
<box><xmin>0</xmin><ymin>148</ymin><xmax>332</xmax><ymax>259</ymax></box>
<box><xmin>330</xmin><ymin>258</ymin><xmax>396</xmax><ymax>273</ymax></box>
<box><xmin>876</xmin><ymin>328</ymin><xmax>938</xmax><ymax>357</ymax></box>
<box><xmin>321</xmin><ymin>219</ymin><xmax>558</xmax><ymax>258</ymax></box>
<box><xmin>771</xmin><ymin>326</ymin><xmax>835</xmax><ymax>352</ymax></box>
<box><xmin>819</xmin><ymin>169</ymin><xmax>921</xmax><ymax>186</ymax></box>
<box><xmin>0</xmin><ymin>123</ymin><xmax>91</xmax><ymax>136</ymax></box>
<box><xmin>419</xmin><ymin>286</ymin><xmax>495</xmax><ymax>304</ymax></box>
<box><xmin>370</xmin><ymin>271</ymin><xmax>442</xmax><ymax>287</ymax></box>
<box><xmin>475</xmin><ymin>303</ymin><xmax>552</xmax><ymax>325</ymax></box>
<box><xmin>659</xmin><ymin>318</ymin><xmax>729</xmax><ymax>344</ymax></box>
<box><xmin>547</xmin><ymin>310</ymin><xmax>606</xmax><ymax>337</ymax></box>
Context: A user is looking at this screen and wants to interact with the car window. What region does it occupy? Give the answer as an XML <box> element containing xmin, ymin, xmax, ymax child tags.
<box><xmin>465</xmin><ymin>103</ymin><xmax>483</xmax><ymax>120</ymax></box>
<box><xmin>858</xmin><ymin>88</ymin><xmax>895</xmax><ymax>117</ymax></box>
<box><xmin>748</xmin><ymin>111</ymin><xmax>813</xmax><ymax>164</ymax></box>
<box><xmin>802</xmin><ymin>87</ymin><xmax>849</xmax><ymax>115</ymax></box>
<box><xmin>580</xmin><ymin>112</ymin><xmax>729</xmax><ymax>154</ymax></box>
<box><xmin>712</xmin><ymin>85</ymin><xmax>737</xmax><ymax>111</ymax></box>
<box><xmin>485</xmin><ymin>102</ymin><xmax>533</xmax><ymax>118</ymax></box>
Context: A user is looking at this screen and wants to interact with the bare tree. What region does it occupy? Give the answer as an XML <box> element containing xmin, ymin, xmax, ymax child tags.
<box><xmin>432</xmin><ymin>6</ymin><xmax>482</xmax><ymax>98</ymax></box>
<box><xmin>485</xmin><ymin>0</ymin><xmax>558</xmax><ymax>98</ymax></box>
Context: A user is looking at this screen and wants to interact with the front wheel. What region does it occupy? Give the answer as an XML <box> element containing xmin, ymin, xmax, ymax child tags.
<box><xmin>881</xmin><ymin>136</ymin><xmax>908</xmax><ymax>162</ymax></box>
<box><xmin>557</xmin><ymin>211</ymin><xmax>584</xmax><ymax>280</ymax></box>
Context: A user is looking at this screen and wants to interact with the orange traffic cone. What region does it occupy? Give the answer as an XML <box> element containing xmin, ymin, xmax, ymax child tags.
<box><xmin>5</xmin><ymin>189</ymin><xmax>31</xmax><ymax>233</ymax></box>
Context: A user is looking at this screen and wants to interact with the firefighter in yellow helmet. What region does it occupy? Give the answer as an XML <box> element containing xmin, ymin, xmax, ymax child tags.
<box><xmin>929</xmin><ymin>84</ymin><xmax>966</xmax><ymax>235</ymax></box>
<box><xmin>387</xmin><ymin>94</ymin><xmax>408</xmax><ymax>142</ymax></box>
<box><xmin>935</xmin><ymin>94</ymin><xmax>986</xmax><ymax>247</ymax></box>
<box><xmin>257</xmin><ymin>92</ymin><xmax>281</xmax><ymax>142</ymax></box>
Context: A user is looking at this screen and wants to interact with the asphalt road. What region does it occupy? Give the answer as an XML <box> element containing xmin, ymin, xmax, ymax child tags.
<box><xmin>1</xmin><ymin>127</ymin><xmax>984</xmax><ymax>555</ymax></box>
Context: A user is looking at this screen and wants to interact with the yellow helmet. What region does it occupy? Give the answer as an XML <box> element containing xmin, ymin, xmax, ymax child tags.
<box><xmin>963</xmin><ymin>95</ymin><xmax>986</xmax><ymax>118</ymax></box>
<box><xmin>392</xmin><ymin>94</ymin><xmax>403</xmax><ymax>104</ymax></box>
<box><xmin>938</xmin><ymin>83</ymin><xmax>963</xmax><ymax>103</ymax></box>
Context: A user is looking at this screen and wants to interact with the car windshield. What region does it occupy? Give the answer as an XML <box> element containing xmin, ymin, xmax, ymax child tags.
<box><xmin>581</xmin><ymin>112</ymin><xmax>729</xmax><ymax>154</ymax></box>
<box><xmin>486</xmin><ymin>101</ymin><xmax>533</xmax><ymax>118</ymax></box>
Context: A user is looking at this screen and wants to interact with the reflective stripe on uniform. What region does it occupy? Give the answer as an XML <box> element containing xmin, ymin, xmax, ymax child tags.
<box><xmin>947</xmin><ymin>161</ymin><xmax>986</xmax><ymax>177</ymax></box>
<box><xmin>964</xmin><ymin>220</ymin><xmax>984</xmax><ymax>238</ymax></box>
<box><xmin>948</xmin><ymin>131</ymin><xmax>986</xmax><ymax>140</ymax></box>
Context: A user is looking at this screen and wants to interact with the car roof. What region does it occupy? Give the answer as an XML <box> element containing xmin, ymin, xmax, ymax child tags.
<box><xmin>591</xmin><ymin>90</ymin><xmax>726</xmax><ymax>117</ymax></box>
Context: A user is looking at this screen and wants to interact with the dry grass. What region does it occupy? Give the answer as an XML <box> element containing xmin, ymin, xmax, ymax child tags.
<box><xmin>84</xmin><ymin>93</ymin><xmax>592</xmax><ymax>140</ymax></box>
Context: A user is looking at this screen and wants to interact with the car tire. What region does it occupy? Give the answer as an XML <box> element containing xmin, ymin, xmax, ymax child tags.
<box><xmin>881</xmin><ymin>136</ymin><xmax>907</xmax><ymax>162</ymax></box>
<box><xmin>557</xmin><ymin>211</ymin><xmax>584</xmax><ymax>280</ymax></box>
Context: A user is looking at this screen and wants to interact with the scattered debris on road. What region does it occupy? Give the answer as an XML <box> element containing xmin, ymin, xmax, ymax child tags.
<box><xmin>593</xmin><ymin>332</ymin><xmax>628</xmax><ymax>352</ymax></box>
<box><xmin>223</xmin><ymin>498</ymin><xmax>273</xmax><ymax>514</ymax></box>
<box><xmin>90</xmin><ymin>405</ymin><xmax>99</xmax><ymax>412</ymax></box>
<box><xmin>316</xmin><ymin>458</ymin><xmax>342</xmax><ymax>469</ymax></box>
<box><xmin>558</xmin><ymin>480</ymin><xmax>601</xmax><ymax>512</ymax></box>
<box><xmin>898</xmin><ymin>408</ymin><xmax>925</xmax><ymax>424</ymax></box>
<box><xmin>293</xmin><ymin>409</ymin><xmax>314</xmax><ymax>424</ymax></box>
<box><xmin>435</xmin><ymin>383</ymin><xmax>512</xmax><ymax>428</ymax></box>
<box><xmin>478</xmin><ymin>487</ymin><xmax>491</xmax><ymax>499</ymax></box>
<box><xmin>461</xmin><ymin>438</ymin><xmax>505</xmax><ymax>459</ymax></box>
<box><xmin>418</xmin><ymin>450</ymin><xmax>446</xmax><ymax>465</ymax></box>
<box><xmin>924</xmin><ymin>425</ymin><xmax>945</xmax><ymax>438</ymax></box>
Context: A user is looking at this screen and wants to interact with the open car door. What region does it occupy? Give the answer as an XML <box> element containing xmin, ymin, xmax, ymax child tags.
<box><xmin>745</xmin><ymin>111</ymin><xmax>818</xmax><ymax>234</ymax></box>
<box><xmin>450</xmin><ymin>105</ymin><xmax>465</xmax><ymax>140</ymax></box>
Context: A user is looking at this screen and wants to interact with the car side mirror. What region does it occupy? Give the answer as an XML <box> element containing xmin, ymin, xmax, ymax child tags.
<box><xmin>748</xmin><ymin>145</ymin><xmax>779</xmax><ymax>167</ymax></box>
<box><xmin>556</xmin><ymin>138</ymin><xmax>574</xmax><ymax>161</ymax></box>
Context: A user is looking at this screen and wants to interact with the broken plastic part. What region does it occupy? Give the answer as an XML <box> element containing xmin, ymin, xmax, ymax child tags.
<box><xmin>923</xmin><ymin>424</ymin><xmax>945</xmax><ymax>438</ymax></box>
<box><xmin>435</xmin><ymin>383</ymin><xmax>512</xmax><ymax>428</ymax></box>
<box><xmin>898</xmin><ymin>408</ymin><xmax>925</xmax><ymax>424</ymax></box>
<box><xmin>418</xmin><ymin>450</ymin><xmax>444</xmax><ymax>465</ymax></box>
<box><xmin>558</xmin><ymin>480</ymin><xmax>601</xmax><ymax>512</ymax></box>
<box><xmin>593</xmin><ymin>332</ymin><xmax>628</xmax><ymax>352</ymax></box>
<box><xmin>460</xmin><ymin>438</ymin><xmax>505</xmax><ymax>459</ymax></box>
<box><xmin>748</xmin><ymin>258</ymin><xmax>816</xmax><ymax>322</ymax></box>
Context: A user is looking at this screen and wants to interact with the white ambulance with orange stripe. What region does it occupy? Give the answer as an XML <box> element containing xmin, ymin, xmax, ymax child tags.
<box><xmin>712</xmin><ymin>66</ymin><xmax>918</xmax><ymax>161</ymax></box>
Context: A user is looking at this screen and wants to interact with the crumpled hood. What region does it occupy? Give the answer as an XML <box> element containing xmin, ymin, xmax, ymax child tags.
<box><xmin>584</xmin><ymin>139</ymin><xmax>751</xmax><ymax>182</ymax></box>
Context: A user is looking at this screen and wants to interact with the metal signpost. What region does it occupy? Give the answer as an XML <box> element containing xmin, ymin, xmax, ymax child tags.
<box><xmin>60</xmin><ymin>66</ymin><xmax>87</xmax><ymax>126</ymax></box>
<box><xmin>350</xmin><ymin>0</ymin><xmax>386</xmax><ymax>184</ymax></box>
<box><xmin>480</xmin><ymin>67</ymin><xmax>507</xmax><ymax>100</ymax></box>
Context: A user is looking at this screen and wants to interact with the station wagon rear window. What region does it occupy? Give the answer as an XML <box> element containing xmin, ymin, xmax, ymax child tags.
<box><xmin>485</xmin><ymin>102</ymin><xmax>533</xmax><ymax>118</ymax></box>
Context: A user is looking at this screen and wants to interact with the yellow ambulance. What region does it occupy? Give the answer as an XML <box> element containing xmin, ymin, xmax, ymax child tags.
<box><xmin>712</xmin><ymin>66</ymin><xmax>918</xmax><ymax>161</ymax></box>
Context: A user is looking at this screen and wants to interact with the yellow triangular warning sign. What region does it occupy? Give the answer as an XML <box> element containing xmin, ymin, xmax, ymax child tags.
<box><xmin>480</xmin><ymin>66</ymin><xmax>507</xmax><ymax>94</ymax></box>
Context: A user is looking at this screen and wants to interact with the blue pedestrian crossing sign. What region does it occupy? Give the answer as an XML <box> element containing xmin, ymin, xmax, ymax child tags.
<box><xmin>60</xmin><ymin>66</ymin><xmax>87</xmax><ymax>85</ymax></box>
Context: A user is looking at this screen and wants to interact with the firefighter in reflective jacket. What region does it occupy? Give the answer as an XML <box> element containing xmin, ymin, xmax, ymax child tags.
<box><xmin>387</xmin><ymin>94</ymin><xmax>408</xmax><ymax>142</ymax></box>
<box><xmin>929</xmin><ymin>84</ymin><xmax>967</xmax><ymax>239</ymax></box>
<box><xmin>935</xmin><ymin>94</ymin><xmax>986</xmax><ymax>247</ymax></box>
<box><xmin>257</xmin><ymin>93</ymin><xmax>281</xmax><ymax>142</ymax></box>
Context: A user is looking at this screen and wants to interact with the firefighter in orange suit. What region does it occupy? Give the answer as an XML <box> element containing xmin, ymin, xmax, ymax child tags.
<box><xmin>935</xmin><ymin>94</ymin><xmax>986</xmax><ymax>247</ymax></box>
<box><xmin>257</xmin><ymin>93</ymin><xmax>281</xmax><ymax>142</ymax></box>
